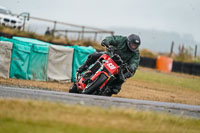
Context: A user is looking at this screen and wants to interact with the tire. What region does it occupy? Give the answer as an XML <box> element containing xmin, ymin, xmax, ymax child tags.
<box><xmin>101</xmin><ymin>87</ymin><xmax>113</xmax><ymax>96</ymax></box>
<box><xmin>69</xmin><ymin>83</ymin><xmax>79</xmax><ymax>93</ymax></box>
<box><xmin>82</xmin><ymin>74</ymin><xmax>108</xmax><ymax>94</ymax></box>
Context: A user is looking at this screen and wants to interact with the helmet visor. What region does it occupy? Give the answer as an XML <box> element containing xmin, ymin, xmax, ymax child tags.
<box><xmin>129</xmin><ymin>43</ymin><xmax>139</xmax><ymax>50</ymax></box>
<box><xmin>127</xmin><ymin>41</ymin><xmax>139</xmax><ymax>52</ymax></box>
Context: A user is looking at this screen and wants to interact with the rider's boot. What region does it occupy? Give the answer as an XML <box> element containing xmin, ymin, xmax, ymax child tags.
<box><xmin>77</xmin><ymin>61</ymin><xmax>90</xmax><ymax>73</ymax></box>
<box><xmin>77</xmin><ymin>52</ymin><xmax>103</xmax><ymax>74</ymax></box>
<box><xmin>102</xmin><ymin>86</ymin><xmax>113</xmax><ymax>96</ymax></box>
<box><xmin>112</xmin><ymin>85</ymin><xmax>121</xmax><ymax>94</ymax></box>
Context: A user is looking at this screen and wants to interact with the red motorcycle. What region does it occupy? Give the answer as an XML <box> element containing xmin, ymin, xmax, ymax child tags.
<box><xmin>69</xmin><ymin>44</ymin><xmax>129</xmax><ymax>96</ymax></box>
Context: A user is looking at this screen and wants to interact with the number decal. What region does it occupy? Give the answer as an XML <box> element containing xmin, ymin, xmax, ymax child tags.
<box><xmin>107</xmin><ymin>63</ymin><xmax>116</xmax><ymax>70</ymax></box>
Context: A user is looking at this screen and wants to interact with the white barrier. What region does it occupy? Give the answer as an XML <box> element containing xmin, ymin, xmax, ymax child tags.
<box><xmin>0</xmin><ymin>41</ymin><xmax>13</xmax><ymax>78</ymax></box>
<box><xmin>47</xmin><ymin>45</ymin><xmax>74</xmax><ymax>82</ymax></box>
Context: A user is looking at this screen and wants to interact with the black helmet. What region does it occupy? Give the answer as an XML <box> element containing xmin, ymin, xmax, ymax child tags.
<box><xmin>127</xmin><ymin>34</ymin><xmax>141</xmax><ymax>52</ymax></box>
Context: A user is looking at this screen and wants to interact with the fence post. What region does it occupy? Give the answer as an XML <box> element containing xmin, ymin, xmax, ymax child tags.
<box><xmin>169</xmin><ymin>41</ymin><xmax>174</xmax><ymax>57</ymax></box>
<box><xmin>94</xmin><ymin>32</ymin><xmax>97</xmax><ymax>41</ymax></box>
<box><xmin>22</xmin><ymin>17</ymin><xmax>26</xmax><ymax>31</ymax></box>
<box><xmin>52</xmin><ymin>21</ymin><xmax>57</xmax><ymax>36</ymax></box>
<box><xmin>77</xmin><ymin>32</ymin><xmax>81</xmax><ymax>41</ymax></box>
<box><xmin>179</xmin><ymin>44</ymin><xmax>184</xmax><ymax>54</ymax></box>
<box><xmin>65</xmin><ymin>30</ymin><xmax>68</xmax><ymax>40</ymax></box>
<box><xmin>81</xmin><ymin>26</ymin><xmax>85</xmax><ymax>40</ymax></box>
<box><xmin>194</xmin><ymin>45</ymin><xmax>197</xmax><ymax>57</ymax></box>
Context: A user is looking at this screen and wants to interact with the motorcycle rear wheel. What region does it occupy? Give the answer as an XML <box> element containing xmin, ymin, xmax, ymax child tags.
<box><xmin>82</xmin><ymin>74</ymin><xmax>108</xmax><ymax>94</ymax></box>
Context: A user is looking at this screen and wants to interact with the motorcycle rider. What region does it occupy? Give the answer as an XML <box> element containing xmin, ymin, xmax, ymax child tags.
<box><xmin>73</xmin><ymin>34</ymin><xmax>141</xmax><ymax>96</ymax></box>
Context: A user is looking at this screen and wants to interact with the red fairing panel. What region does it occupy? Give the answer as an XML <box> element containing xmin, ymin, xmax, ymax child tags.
<box><xmin>76</xmin><ymin>77</ymin><xmax>86</xmax><ymax>90</ymax></box>
<box><xmin>104</xmin><ymin>58</ymin><xmax>119</xmax><ymax>74</ymax></box>
<box><xmin>99</xmin><ymin>54</ymin><xmax>110</xmax><ymax>60</ymax></box>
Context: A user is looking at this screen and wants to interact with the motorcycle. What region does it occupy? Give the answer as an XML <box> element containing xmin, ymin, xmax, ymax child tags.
<box><xmin>69</xmin><ymin>43</ymin><xmax>129</xmax><ymax>96</ymax></box>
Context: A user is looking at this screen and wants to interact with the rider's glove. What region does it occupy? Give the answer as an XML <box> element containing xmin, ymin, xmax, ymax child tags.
<box><xmin>124</xmin><ymin>72</ymin><xmax>132</xmax><ymax>79</ymax></box>
<box><xmin>77</xmin><ymin>67</ymin><xmax>83</xmax><ymax>73</ymax></box>
<box><xmin>124</xmin><ymin>66</ymin><xmax>135</xmax><ymax>79</ymax></box>
<box><xmin>127</xmin><ymin>66</ymin><xmax>135</xmax><ymax>74</ymax></box>
<box><xmin>101</xmin><ymin>39</ymin><xmax>109</xmax><ymax>47</ymax></box>
<box><xmin>77</xmin><ymin>63</ymin><xmax>88</xmax><ymax>74</ymax></box>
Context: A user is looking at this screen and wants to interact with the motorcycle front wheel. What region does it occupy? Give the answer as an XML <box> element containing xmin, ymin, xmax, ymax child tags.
<box><xmin>69</xmin><ymin>83</ymin><xmax>79</xmax><ymax>93</ymax></box>
<box><xmin>82</xmin><ymin>73</ymin><xmax>108</xmax><ymax>94</ymax></box>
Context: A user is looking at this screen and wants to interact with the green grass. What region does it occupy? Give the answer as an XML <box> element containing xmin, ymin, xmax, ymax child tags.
<box><xmin>134</xmin><ymin>68</ymin><xmax>200</xmax><ymax>91</ymax></box>
<box><xmin>0</xmin><ymin>99</ymin><xmax>200</xmax><ymax>133</ymax></box>
<box><xmin>0</xmin><ymin>119</ymin><xmax>122</xmax><ymax>133</ymax></box>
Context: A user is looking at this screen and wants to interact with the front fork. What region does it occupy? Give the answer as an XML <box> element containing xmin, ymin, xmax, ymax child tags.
<box><xmin>94</xmin><ymin>74</ymin><xmax>116</xmax><ymax>95</ymax></box>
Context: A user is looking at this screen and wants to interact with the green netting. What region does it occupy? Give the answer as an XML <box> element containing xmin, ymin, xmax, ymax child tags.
<box><xmin>1</xmin><ymin>38</ymin><xmax>33</xmax><ymax>79</ymax></box>
<box><xmin>27</xmin><ymin>44</ymin><xmax>49</xmax><ymax>81</ymax></box>
<box><xmin>0</xmin><ymin>37</ymin><xmax>96</xmax><ymax>82</ymax></box>
<box><xmin>10</xmin><ymin>37</ymin><xmax>50</xmax><ymax>80</ymax></box>
<box><xmin>0</xmin><ymin>37</ymin><xmax>31</xmax><ymax>79</ymax></box>
<box><xmin>0</xmin><ymin>37</ymin><xmax>49</xmax><ymax>80</ymax></box>
<box><xmin>12</xmin><ymin>36</ymin><xmax>51</xmax><ymax>46</ymax></box>
<box><xmin>69</xmin><ymin>45</ymin><xmax>96</xmax><ymax>81</ymax></box>
<box><xmin>0</xmin><ymin>37</ymin><xmax>28</xmax><ymax>45</ymax></box>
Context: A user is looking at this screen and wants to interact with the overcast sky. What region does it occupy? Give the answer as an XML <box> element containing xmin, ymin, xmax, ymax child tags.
<box><xmin>1</xmin><ymin>0</ymin><xmax>200</xmax><ymax>42</ymax></box>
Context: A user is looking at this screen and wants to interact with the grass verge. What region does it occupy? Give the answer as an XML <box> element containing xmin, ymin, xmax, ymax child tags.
<box><xmin>117</xmin><ymin>67</ymin><xmax>200</xmax><ymax>105</ymax></box>
<box><xmin>0</xmin><ymin>99</ymin><xmax>200</xmax><ymax>133</ymax></box>
<box><xmin>134</xmin><ymin>67</ymin><xmax>200</xmax><ymax>91</ymax></box>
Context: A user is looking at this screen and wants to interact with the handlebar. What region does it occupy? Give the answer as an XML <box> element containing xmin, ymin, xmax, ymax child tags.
<box><xmin>101</xmin><ymin>43</ymin><xmax>125</xmax><ymax>66</ymax></box>
<box><xmin>101</xmin><ymin>42</ymin><xmax>129</xmax><ymax>73</ymax></box>
<box><xmin>102</xmin><ymin>43</ymin><xmax>115</xmax><ymax>56</ymax></box>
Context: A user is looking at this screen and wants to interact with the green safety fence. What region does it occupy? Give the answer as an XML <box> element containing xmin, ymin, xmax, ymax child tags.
<box><xmin>27</xmin><ymin>44</ymin><xmax>49</xmax><ymax>81</ymax></box>
<box><xmin>0</xmin><ymin>37</ymin><xmax>50</xmax><ymax>80</ymax></box>
<box><xmin>0</xmin><ymin>37</ymin><xmax>32</xmax><ymax>79</ymax></box>
<box><xmin>13</xmin><ymin>36</ymin><xmax>51</xmax><ymax>46</ymax></box>
<box><xmin>0</xmin><ymin>36</ymin><xmax>96</xmax><ymax>82</ymax></box>
<box><xmin>13</xmin><ymin>36</ymin><xmax>50</xmax><ymax>80</ymax></box>
<box><xmin>69</xmin><ymin>45</ymin><xmax>96</xmax><ymax>81</ymax></box>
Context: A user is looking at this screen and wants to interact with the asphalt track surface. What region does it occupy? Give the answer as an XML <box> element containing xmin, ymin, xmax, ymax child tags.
<box><xmin>0</xmin><ymin>85</ymin><xmax>200</xmax><ymax>119</ymax></box>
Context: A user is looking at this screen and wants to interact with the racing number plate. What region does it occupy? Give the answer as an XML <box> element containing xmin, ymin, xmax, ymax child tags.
<box><xmin>104</xmin><ymin>58</ymin><xmax>119</xmax><ymax>74</ymax></box>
